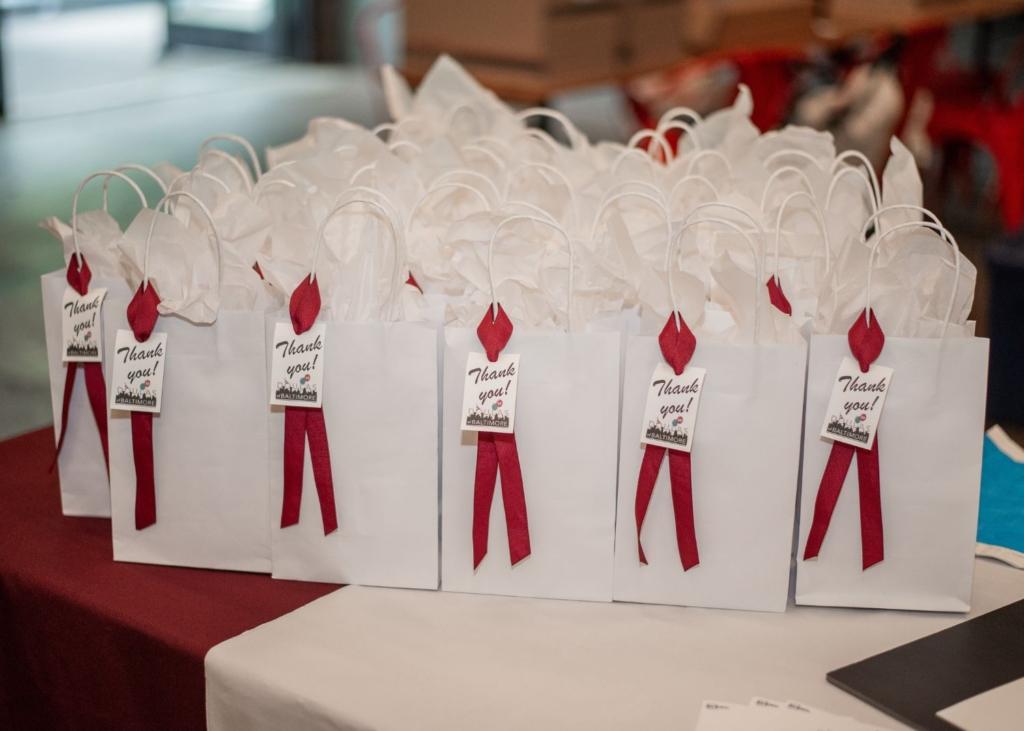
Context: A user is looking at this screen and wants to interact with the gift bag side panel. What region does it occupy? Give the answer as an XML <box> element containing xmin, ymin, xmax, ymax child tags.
<box><xmin>108</xmin><ymin>310</ymin><xmax>271</xmax><ymax>572</ymax></box>
<box><xmin>612</xmin><ymin>336</ymin><xmax>807</xmax><ymax>612</ymax></box>
<box><xmin>43</xmin><ymin>271</ymin><xmax>129</xmax><ymax>517</ymax></box>
<box><xmin>441</xmin><ymin>327</ymin><xmax>620</xmax><ymax>602</ymax></box>
<box><xmin>269</xmin><ymin>318</ymin><xmax>440</xmax><ymax>590</ymax></box>
<box><xmin>796</xmin><ymin>335</ymin><xmax>989</xmax><ymax>611</ymax></box>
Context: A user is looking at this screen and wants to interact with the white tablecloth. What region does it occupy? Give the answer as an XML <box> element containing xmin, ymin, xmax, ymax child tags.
<box><xmin>205</xmin><ymin>559</ymin><xmax>1024</xmax><ymax>731</ymax></box>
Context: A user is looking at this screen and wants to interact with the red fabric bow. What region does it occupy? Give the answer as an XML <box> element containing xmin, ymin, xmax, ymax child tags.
<box><xmin>472</xmin><ymin>305</ymin><xmax>530</xmax><ymax>568</ymax></box>
<box><xmin>52</xmin><ymin>255</ymin><xmax>110</xmax><ymax>474</ymax></box>
<box><xmin>802</xmin><ymin>309</ymin><xmax>885</xmax><ymax>569</ymax></box>
<box><xmin>635</xmin><ymin>313</ymin><xmax>700</xmax><ymax>570</ymax></box>
<box><xmin>126</xmin><ymin>281</ymin><xmax>161</xmax><ymax>530</ymax></box>
<box><xmin>279</xmin><ymin>276</ymin><xmax>337</xmax><ymax>535</ymax></box>
<box><xmin>766</xmin><ymin>275</ymin><xmax>793</xmax><ymax>316</ymax></box>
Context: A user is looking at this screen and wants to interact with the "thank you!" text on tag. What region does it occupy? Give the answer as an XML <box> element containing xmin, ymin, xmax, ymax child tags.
<box><xmin>270</xmin><ymin>322</ymin><xmax>326</xmax><ymax>408</ymax></box>
<box><xmin>62</xmin><ymin>287</ymin><xmax>107</xmax><ymax>362</ymax></box>
<box><xmin>461</xmin><ymin>352</ymin><xmax>520</xmax><ymax>434</ymax></box>
<box><xmin>641</xmin><ymin>362</ymin><xmax>706</xmax><ymax>452</ymax></box>
<box><xmin>819</xmin><ymin>356</ymin><xmax>893</xmax><ymax>449</ymax></box>
<box><xmin>110</xmin><ymin>330</ymin><xmax>167</xmax><ymax>413</ymax></box>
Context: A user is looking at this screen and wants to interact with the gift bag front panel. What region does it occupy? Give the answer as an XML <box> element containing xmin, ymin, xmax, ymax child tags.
<box><xmin>795</xmin><ymin>334</ymin><xmax>989</xmax><ymax>611</ymax></box>
<box><xmin>268</xmin><ymin>319</ymin><xmax>439</xmax><ymax>590</ymax></box>
<box><xmin>612</xmin><ymin>337</ymin><xmax>807</xmax><ymax>612</ymax></box>
<box><xmin>106</xmin><ymin>308</ymin><xmax>271</xmax><ymax>572</ymax></box>
<box><xmin>42</xmin><ymin>270</ymin><xmax>131</xmax><ymax>517</ymax></box>
<box><xmin>441</xmin><ymin>327</ymin><xmax>620</xmax><ymax>602</ymax></box>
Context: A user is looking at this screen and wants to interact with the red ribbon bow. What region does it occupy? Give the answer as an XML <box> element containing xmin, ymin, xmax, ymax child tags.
<box><xmin>472</xmin><ymin>305</ymin><xmax>531</xmax><ymax>568</ymax></box>
<box><xmin>802</xmin><ymin>309</ymin><xmax>886</xmax><ymax>569</ymax></box>
<box><xmin>52</xmin><ymin>255</ymin><xmax>110</xmax><ymax>474</ymax></box>
<box><xmin>126</xmin><ymin>281</ymin><xmax>161</xmax><ymax>530</ymax></box>
<box><xmin>635</xmin><ymin>313</ymin><xmax>700</xmax><ymax>570</ymax></box>
<box><xmin>766</xmin><ymin>275</ymin><xmax>793</xmax><ymax>316</ymax></box>
<box><xmin>279</xmin><ymin>276</ymin><xmax>338</xmax><ymax>535</ymax></box>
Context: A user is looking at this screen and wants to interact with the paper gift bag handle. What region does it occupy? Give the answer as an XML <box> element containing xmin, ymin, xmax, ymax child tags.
<box><xmin>254</xmin><ymin>177</ymin><xmax>297</xmax><ymax>201</ymax></box>
<box><xmin>825</xmin><ymin>166</ymin><xmax>879</xmax><ymax>217</ymax></box>
<box><xmin>668</xmin><ymin>175</ymin><xmax>719</xmax><ymax>213</ymax></box>
<box><xmin>446</xmin><ymin>103</ymin><xmax>485</xmax><ymax>137</ymax></box>
<box><xmin>830</xmin><ymin>150</ymin><xmax>881</xmax><ymax>207</ymax></box>
<box><xmin>408</xmin><ymin>182</ymin><xmax>491</xmax><ymax>239</ymax></box>
<box><xmin>771</xmin><ymin>190</ymin><xmax>832</xmax><ymax>278</ymax></box>
<box><xmin>465</xmin><ymin>135</ymin><xmax>512</xmax><ymax>158</ymax></box>
<box><xmin>460</xmin><ymin>143</ymin><xmax>508</xmax><ymax>173</ymax></box>
<box><xmin>487</xmin><ymin>215</ymin><xmax>575</xmax><ymax>332</ymax></box>
<box><xmin>431</xmin><ymin>169</ymin><xmax>503</xmax><ymax>207</ymax></box>
<box><xmin>668</xmin><ymin>216</ymin><xmax>763</xmax><ymax>342</ymax></box>
<box><xmin>101</xmin><ymin>164</ymin><xmax>167</xmax><ymax>212</ymax></box>
<box><xmin>759</xmin><ymin>165</ymin><xmax>816</xmax><ymax>214</ymax></box>
<box><xmin>389</xmin><ymin>140</ymin><xmax>422</xmax><ymax>158</ymax></box>
<box><xmin>627</xmin><ymin>129</ymin><xmax>673</xmax><ymax>162</ymax></box>
<box><xmin>612</xmin><ymin>138</ymin><xmax>670</xmax><ymax>177</ymax></box>
<box><xmin>599</xmin><ymin>180</ymin><xmax>667</xmax><ymax>209</ymax></box>
<box><xmin>199</xmin><ymin>149</ymin><xmax>254</xmax><ymax>192</ymax></box>
<box><xmin>516</xmin><ymin>107</ymin><xmax>582</xmax><ymax>149</ymax></box>
<box><xmin>657</xmin><ymin>106</ymin><xmax>703</xmax><ymax>128</ymax></box>
<box><xmin>71</xmin><ymin>170</ymin><xmax>149</xmax><ymax>266</ymax></box>
<box><xmin>685</xmin><ymin>149</ymin><xmax>732</xmax><ymax>178</ymax></box>
<box><xmin>309</xmin><ymin>196</ymin><xmax>405</xmax><ymax>322</ymax></box>
<box><xmin>590</xmin><ymin>189</ymin><xmax>671</xmax><ymax>247</ymax></box>
<box><xmin>506</xmin><ymin>162</ymin><xmax>579</xmax><ymax>230</ymax></box>
<box><xmin>862</xmin><ymin>218</ymin><xmax>962</xmax><ymax>335</ymax></box>
<box><xmin>142</xmin><ymin>191</ymin><xmax>224</xmax><ymax>293</ymax></box>
<box><xmin>167</xmin><ymin>168</ymin><xmax>232</xmax><ymax>196</ymax></box>
<box><xmin>763</xmin><ymin>148</ymin><xmax>825</xmax><ymax>171</ymax></box>
<box><xmin>657</xmin><ymin>121</ymin><xmax>701</xmax><ymax>154</ymax></box>
<box><xmin>373</xmin><ymin>117</ymin><xmax>429</xmax><ymax>142</ymax></box>
<box><xmin>859</xmin><ymin>203</ymin><xmax>946</xmax><ymax>241</ymax></box>
<box><xmin>682</xmin><ymin>201</ymin><xmax>768</xmax><ymax>280</ymax></box>
<box><xmin>198</xmin><ymin>133</ymin><xmax>262</xmax><ymax>182</ymax></box>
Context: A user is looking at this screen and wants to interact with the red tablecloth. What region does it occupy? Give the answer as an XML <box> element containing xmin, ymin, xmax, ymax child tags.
<box><xmin>0</xmin><ymin>428</ymin><xmax>337</xmax><ymax>730</ymax></box>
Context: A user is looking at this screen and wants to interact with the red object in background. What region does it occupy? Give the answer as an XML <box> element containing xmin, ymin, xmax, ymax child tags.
<box><xmin>0</xmin><ymin>428</ymin><xmax>337</xmax><ymax>730</ymax></box>
<box><xmin>898</xmin><ymin>27</ymin><xmax>1024</xmax><ymax>231</ymax></box>
<box><xmin>627</xmin><ymin>49</ymin><xmax>799</xmax><ymax>156</ymax></box>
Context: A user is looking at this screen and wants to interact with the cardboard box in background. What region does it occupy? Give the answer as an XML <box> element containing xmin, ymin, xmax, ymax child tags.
<box><xmin>404</xmin><ymin>0</ymin><xmax>689</xmax><ymax>98</ymax></box>
<box><xmin>621</xmin><ymin>0</ymin><xmax>684</xmax><ymax>73</ymax></box>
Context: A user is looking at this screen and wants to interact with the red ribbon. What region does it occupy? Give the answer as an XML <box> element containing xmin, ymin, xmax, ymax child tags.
<box><xmin>766</xmin><ymin>275</ymin><xmax>793</xmax><ymax>316</ymax></box>
<box><xmin>406</xmin><ymin>271</ymin><xmax>423</xmax><ymax>293</ymax></box>
<box><xmin>635</xmin><ymin>313</ymin><xmax>700</xmax><ymax>570</ymax></box>
<box><xmin>472</xmin><ymin>305</ymin><xmax>531</xmax><ymax>568</ymax></box>
<box><xmin>802</xmin><ymin>309</ymin><xmax>885</xmax><ymax>569</ymax></box>
<box><xmin>52</xmin><ymin>255</ymin><xmax>110</xmax><ymax>474</ymax></box>
<box><xmin>279</xmin><ymin>276</ymin><xmax>338</xmax><ymax>535</ymax></box>
<box><xmin>125</xmin><ymin>281</ymin><xmax>161</xmax><ymax>530</ymax></box>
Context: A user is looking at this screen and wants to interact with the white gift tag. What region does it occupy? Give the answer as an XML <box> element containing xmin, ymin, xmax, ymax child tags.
<box><xmin>270</xmin><ymin>322</ymin><xmax>326</xmax><ymax>408</ymax></box>
<box><xmin>110</xmin><ymin>330</ymin><xmax>167</xmax><ymax>413</ymax></box>
<box><xmin>61</xmin><ymin>287</ymin><xmax>107</xmax><ymax>362</ymax></box>
<box><xmin>819</xmin><ymin>356</ymin><xmax>893</xmax><ymax>449</ymax></box>
<box><xmin>460</xmin><ymin>352</ymin><xmax>519</xmax><ymax>433</ymax></box>
<box><xmin>640</xmin><ymin>362</ymin><xmax>706</xmax><ymax>452</ymax></box>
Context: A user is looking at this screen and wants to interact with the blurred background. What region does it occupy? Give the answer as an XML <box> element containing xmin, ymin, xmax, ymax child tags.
<box><xmin>1</xmin><ymin>0</ymin><xmax>1022</xmax><ymax>439</ymax></box>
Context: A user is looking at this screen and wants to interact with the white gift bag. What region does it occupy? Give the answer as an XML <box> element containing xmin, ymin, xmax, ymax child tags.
<box><xmin>441</xmin><ymin>216</ymin><xmax>620</xmax><ymax>602</ymax></box>
<box><xmin>612</xmin><ymin>218</ymin><xmax>807</xmax><ymax>612</ymax></box>
<box><xmin>268</xmin><ymin>197</ymin><xmax>440</xmax><ymax>590</ymax></box>
<box><xmin>105</xmin><ymin>192</ymin><xmax>272</xmax><ymax>572</ymax></box>
<box><xmin>796</xmin><ymin>219</ymin><xmax>988</xmax><ymax>612</ymax></box>
<box><xmin>41</xmin><ymin>170</ymin><xmax>148</xmax><ymax>516</ymax></box>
